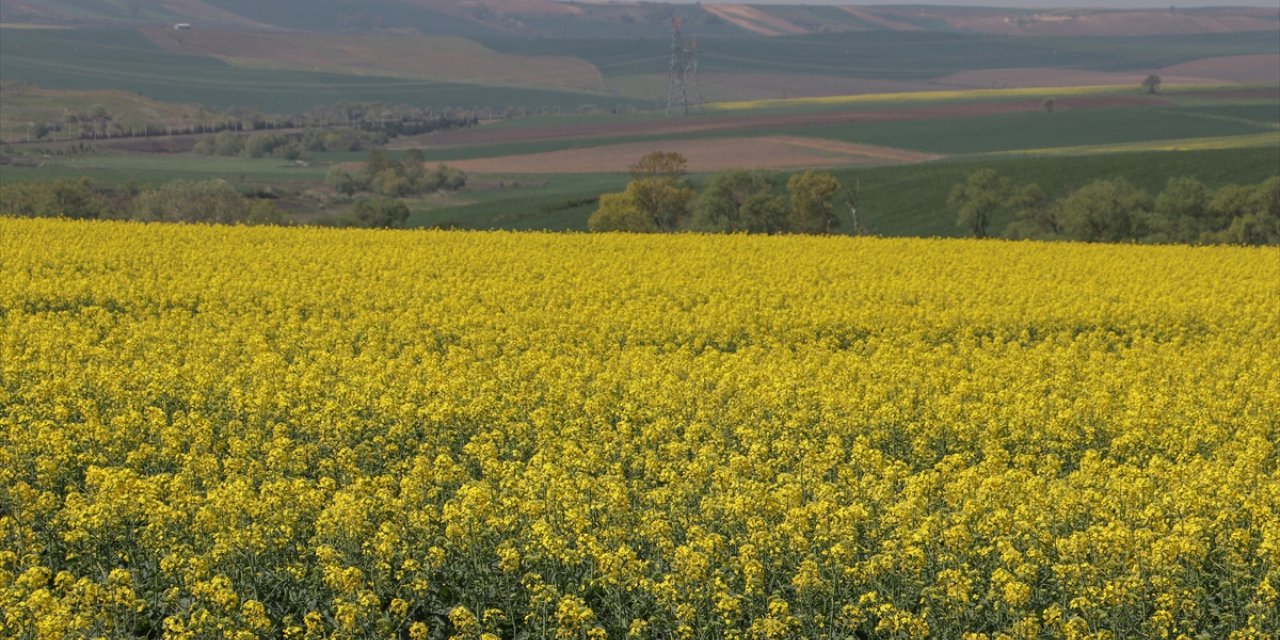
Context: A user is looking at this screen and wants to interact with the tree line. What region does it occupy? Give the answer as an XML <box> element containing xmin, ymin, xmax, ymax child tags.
<box><xmin>6</xmin><ymin>99</ymin><xmax>478</xmax><ymax>144</ymax></box>
<box><xmin>0</xmin><ymin>178</ymin><xmax>422</xmax><ymax>229</ymax></box>
<box><xmin>951</xmin><ymin>169</ymin><xmax>1280</xmax><ymax>245</ymax></box>
<box><xmin>325</xmin><ymin>150</ymin><xmax>467</xmax><ymax>198</ymax></box>
<box><xmin>0</xmin><ymin>179</ymin><xmax>285</xmax><ymax>226</ymax></box>
<box><xmin>588</xmin><ymin>152</ymin><xmax>847</xmax><ymax>234</ymax></box>
<box><xmin>192</xmin><ymin>128</ymin><xmax>391</xmax><ymax>160</ymax></box>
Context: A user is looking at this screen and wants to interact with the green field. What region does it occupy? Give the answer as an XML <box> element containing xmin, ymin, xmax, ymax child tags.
<box><xmin>783</xmin><ymin>106</ymin><xmax>1277</xmax><ymax>154</ymax></box>
<box><xmin>383</xmin><ymin>97</ymin><xmax>1278</xmax><ymax>164</ymax></box>
<box><xmin>481</xmin><ymin>31</ymin><xmax>1280</xmax><ymax>80</ymax></box>
<box><xmin>0</xmin><ymin>28</ymin><xmax>641</xmax><ymax>112</ymax></box>
<box><xmin>407</xmin><ymin>174</ymin><xmax>629</xmax><ymax>231</ymax></box>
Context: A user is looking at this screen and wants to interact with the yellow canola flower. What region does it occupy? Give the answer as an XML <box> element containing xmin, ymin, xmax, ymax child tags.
<box><xmin>0</xmin><ymin>218</ymin><xmax>1277</xmax><ymax>639</ymax></box>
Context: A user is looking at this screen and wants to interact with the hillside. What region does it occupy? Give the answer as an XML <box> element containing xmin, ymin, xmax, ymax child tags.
<box><xmin>3</xmin><ymin>1</ymin><xmax>1278</xmax><ymax>38</ymax></box>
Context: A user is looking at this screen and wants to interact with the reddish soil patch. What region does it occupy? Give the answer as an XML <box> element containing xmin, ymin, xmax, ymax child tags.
<box><xmin>1159</xmin><ymin>55</ymin><xmax>1280</xmax><ymax>84</ymax></box>
<box><xmin>445</xmin><ymin>136</ymin><xmax>940</xmax><ymax>174</ymax></box>
<box><xmin>142</xmin><ymin>28</ymin><xmax>603</xmax><ymax>90</ymax></box>
<box><xmin>414</xmin><ymin>0</ymin><xmax>583</xmax><ymax>17</ymax></box>
<box><xmin>839</xmin><ymin>7</ymin><xmax>924</xmax><ymax>32</ymax></box>
<box><xmin>416</xmin><ymin>96</ymin><xmax>1172</xmax><ymax>148</ymax></box>
<box><xmin>705</xmin><ymin>5</ymin><xmax>808</xmax><ymax>36</ymax></box>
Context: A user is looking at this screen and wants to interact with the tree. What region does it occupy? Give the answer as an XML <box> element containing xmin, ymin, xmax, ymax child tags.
<box><xmin>1002</xmin><ymin>183</ymin><xmax>1055</xmax><ymax>240</ymax></box>
<box><xmin>948</xmin><ymin>168</ymin><xmax>1011</xmax><ymax>238</ymax></box>
<box><xmin>1057</xmin><ymin>178</ymin><xmax>1152</xmax><ymax>243</ymax></box>
<box><xmin>587</xmin><ymin>188</ymin><xmax>660</xmax><ymax>232</ymax></box>
<box><xmin>132</xmin><ymin>179</ymin><xmax>253</xmax><ymax>224</ymax></box>
<box><xmin>437</xmin><ymin>165</ymin><xmax>467</xmax><ymax>191</ymax></box>
<box><xmin>1153</xmin><ymin>177</ymin><xmax>1211</xmax><ymax>243</ymax></box>
<box><xmin>211</xmin><ymin>131</ymin><xmax>245</xmax><ymax>156</ymax></box>
<box><xmin>740</xmin><ymin>192</ymin><xmax>789</xmax><ymax>235</ymax></box>
<box><xmin>691</xmin><ymin>170</ymin><xmax>786</xmax><ymax>234</ymax></box>
<box><xmin>351</xmin><ymin>198</ymin><xmax>410</xmax><ymax>228</ymax></box>
<box><xmin>1203</xmin><ymin>176</ymin><xmax>1279</xmax><ymax>245</ymax></box>
<box><xmin>326</xmin><ymin>165</ymin><xmax>363</xmax><ymax>196</ymax></box>
<box><xmin>626</xmin><ymin>151</ymin><xmax>695</xmax><ymax>230</ymax></box>
<box><xmin>243</xmin><ymin>132</ymin><xmax>288</xmax><ymax>158</ymax></box>
<box><xmin>0</xmin><ymin>178</ymin><xmax>105</xmax><ymax>219</ymax></box>
<box><xmin>786</xmin><ymin>170</ymin><xmax>842</xmax><ymax>234</ymax></box>
<box><xmin>1142</xmin><ymin>74</ymin><xmax>1162</xmax><ymax>94</ymax></box>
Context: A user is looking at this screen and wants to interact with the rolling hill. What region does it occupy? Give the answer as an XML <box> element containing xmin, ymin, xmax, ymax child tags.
<box><xmin>3</xmin><ymin>1</ymin><xmax>1277</xmax><ymax>39</ymax></box>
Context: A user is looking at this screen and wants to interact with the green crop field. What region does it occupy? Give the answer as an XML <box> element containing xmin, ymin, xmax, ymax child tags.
<box><xmin>396</xmin><ymin>97</ymin><xmax>1278</xmax><ymax>163</ymax></box>
<box><xmin>783</xmin><ymin>106</ymin><xmax>1277</xmax><ymax>155</ymax></box>
<box><xmin>407</xmin><ymin>174</ymin><xmax>629</xmax><ymax>231</ymax></box>
<box><xmin>0</xmin><ymin>28</ymin><xmax>641</xmax><ymax>113</ymax></box>
<box><xmin>202</xmin><ymin>0</ymin><xmax>507</xmax><ymax>37</ymax></box>
<box><xmin>481</xmin><ymin>31</ymin><xmax>1280</xmax><ymax>81</ymax></box>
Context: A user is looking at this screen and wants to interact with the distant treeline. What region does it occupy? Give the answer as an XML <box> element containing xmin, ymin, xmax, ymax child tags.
<box><xmin>326</xmin><ymin>150</ymin><xmax>467</xmax><ymax>198</ymax></box>
<box><xmin>589</xmin><ymin>152</ymin><xmax>849</xmax><ymax>235</ymax></box>
<box><xmin>193</xmin><ymin>128</ymin><xmax>392</xmax><ymax>160</ymax></box>
<box><xmin>5</xmin><ymin>101</ymin><xmax>478</xmax><ymax>144</ymax></box>
<box><xmin>0</xmin><ymin>178</ymin><xmax>285</xmax><ymax>226</ymax></box>
<box><xmin>0</xmin><ymin>178</ymin><xmax>422</xmax><ymax>229</ymax></box>
<box><xmin>950</xmin><ymin>169</ymin><xmax>1280</xmax><ymax>246</ymax></box>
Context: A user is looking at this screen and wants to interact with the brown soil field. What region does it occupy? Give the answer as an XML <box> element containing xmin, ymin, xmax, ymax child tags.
<box><xmin>1159</xmin><ymin>55</ymin><xmax>1280</xmax><ymax>84</ymax></box>
<box><xmin>839</xmin><ymin>7</ymin><xmax>924</xmax><ymax>32</ymax></box>
<box><xmin>444</xmin><ymin>136</ymin><xmax>940</xmax><ymax>174</ymax></box>
<box><xmin>414</xmin><ymin>0</ymin><xmax>583</xmax><ymax>17</ymax></box>
<box><xmin>705</xmin><ymin>5</ymin><xmax>808</xmax><ymax>37</ymax></box>
<box><xmin>415</xmin><ymin>96</ymin><xmax>1171</xmax><ymax>148</ymax></box>
<box><xmin>142</xmin><ymin>29</ymin><xmax>605</xmax><ymax>91</ymax></box>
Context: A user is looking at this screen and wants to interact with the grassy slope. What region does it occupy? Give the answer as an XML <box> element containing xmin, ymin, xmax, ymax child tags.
<box><xmin>203</xmin><ymin>0</ymin><xmax>507</xmax><ymax>37</ymax></box>
<box><xmin>140</xmin><ymin>29</ymin><xmax>606</xmax><ymax>91</ymax></box>
<box><xmin>0</xmin><ymin>84</ymin><xmax>212</xmax><ymax>140</ymax></box>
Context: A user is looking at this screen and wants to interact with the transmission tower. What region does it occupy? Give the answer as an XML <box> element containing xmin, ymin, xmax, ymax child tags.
<box><xmin>664</xmin><ymin>17</ymin><xmax>703</xmax><ymax>115</ymax></box>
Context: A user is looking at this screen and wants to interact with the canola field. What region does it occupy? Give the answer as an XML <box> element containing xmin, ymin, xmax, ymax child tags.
<box><xmin>2</xmin><ymin>218</ymin><xmax>1279</xmax><ymax>640</ymax></box>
